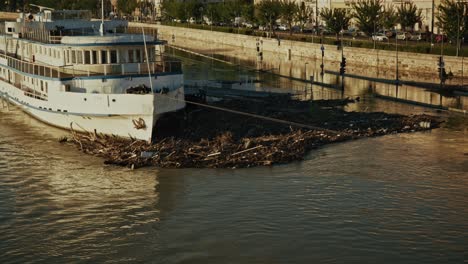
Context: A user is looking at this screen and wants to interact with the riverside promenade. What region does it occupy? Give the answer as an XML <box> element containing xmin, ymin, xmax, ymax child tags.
<box><xmin>132</xmin><ymin>23</ymin><xmax>468</xmax><ymax>86</ymax></box>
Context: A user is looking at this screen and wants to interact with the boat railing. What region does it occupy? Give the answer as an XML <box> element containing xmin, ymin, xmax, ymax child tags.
<box><xmin>60</xmin><ymin>61</ymin><xmax>182</xmax><ymax>77</ymax></box>
<box><xmin>0</xmin><ymin>53</ymin><xmax>67</xmax><ymax>78</ymax></box>
<box><xmin>0</xmin><ymin>74</ymin><xmax>48</xmax><ymax>101</ymax></box>
<box><xmin>0</xmin><ymin>53</ymin><xmax>182</xmax><ymax>79</ymax></box>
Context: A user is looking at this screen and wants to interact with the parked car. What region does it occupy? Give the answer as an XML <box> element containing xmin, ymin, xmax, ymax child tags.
<box><xmin>435</xmin><ymin>34</ymin><xmax>447</xmax><ymax>43</ymax></box>
<box><xmin>396</xmin><ymin>32</ymin><xmax>410</xmax><ymax>40</ymax></box>
<box><xmin>341</xmin><ymin>28</ymin><xmax>356</xmax><ymax>36</ymax></box>
<box><xmin>291</xmin><ymin>25</ymin><xmax>301</xmax><ymax>33</ymax></box>
<box><xmin>384</xmin><ymin>30</ymin><xmax>396</xmax><ymax>38</ymax></box>
<box><xmin>409</xmin><ymin>32</ymin><xmax>423</xmax><ymax>41</ymax></box>
<box><xmin>372</xmin><ymin>33</ymin><xmax>388</xmax><ymax>41</ymax></box>
<box><xmin>356</xmin><ymin>31</ymin><xmax>367</xmax><ymax>37</ymax></box>
<box><xmin>318</xmin><ymin>26</ymin><xmax>331</xmax><ymax>35</ymax></box>
<box><xmin>242</xmin><ymin>22</ymin><xmax>254</xmax><ymax>28</ymax></box>
<box><xmin>277</xmin><ymin>24</ymin><xmax>288</xmax><ymax>31</ymax></box>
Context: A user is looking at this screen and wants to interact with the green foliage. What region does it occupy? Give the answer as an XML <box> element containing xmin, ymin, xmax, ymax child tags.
<box><xmin>320</xmin><ymin>8</ymin><xmax>351</xmax><ymax>38</ymax></box>
<box><xmin>161</xmin><ymin>0</ymin><xmax>252</xmax><ymax>25</ymax></box>
<box><xmin>280</xmin><ymin>0</ymin><xmax>298</xmax><ymax>34</ymax></box>
<box><xmin>161</xmin><ymin>0</ymin><xmax>184</xmax><ymax>21</ymax></box>
<box><xmin>352</xmin><ymin>0</ymin><xmax>383</xmax><ymax>36</ymax></box>
<box><xmin>295</xmin><ymin>2</ymin><xmax>313</xmax><ymax>33</ymax></box>
<box><xmin>241</xmin><ymin>2</ymin><xmax>255</xmax><ymax>23</ymax></box>
<box><xmin>380</xmin><ymin>5</ymin><xmax>398</xmax><ymax>30</ymax></box>
<box><xmin>255</xmin><ymin>0</ymin><xmax>282</xmax><ymax>32</ymax></box>
<box><xmin>160</xmin><ymin>0</ymin><xmax>202</xmax><ymax>22</ymax></box>
<box><xmin>397</xmin><ymin>2</ymin><xmax>422</xmax><ymax>32</ymax></box>
<box><xmin>437</xmin><ymin>0</ymin><xmax>468</xmax><ymax>42</ymax></box>
<box><xmin>117</xmin><ymin>0</ymin><xmax>138</xmax><ymax>15</ymax></box>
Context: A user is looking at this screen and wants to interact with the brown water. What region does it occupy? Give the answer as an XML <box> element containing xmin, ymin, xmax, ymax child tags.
<box><xmin>0</xmin><ymin>50</ymin><xmax>467</xmax><ymax>263</ymax></box>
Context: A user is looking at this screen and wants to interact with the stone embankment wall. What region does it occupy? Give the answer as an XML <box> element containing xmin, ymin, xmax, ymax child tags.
<box><xmin>133</xmin><ymin>23</ymin><xmax>468</xmax><ymax>82</ymax></box>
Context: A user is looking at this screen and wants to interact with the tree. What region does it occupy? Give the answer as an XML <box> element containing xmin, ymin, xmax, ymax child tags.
<box><xmin>241</xmin><ymin>2</ymin><xmax>255</xmax><ymax>24</ymax></box>
<box><xmin>295</xmin><ymin>2</ymin><xmax>313</xmax><ymax>33</ymax></box>
<box><xmin>437</xmin><ymin>0</ymin><xmax>468</xmax><ymax>43</ymax></box>
<box><xmin>280</xmin><ymin>0</ymin><xmax>298</xmax><ymax>35</ymax></box>
<box><xmin>183</xmin><ymin>0</ymin><xmax>203</xmax><ymax>23</ymax></box>
<box><xmin>255</xmin><ymin>0</ymin><xmax>283</xmax><ymax>34</ymax></box>
<box><xmin>380</xmin><ymin>5</ymin><xmax>398</xmax><ymax>30</ymax></box>
<box><xmin>117</xmin><ymin>0</ymin><xmax>137</xmax><ymax>16</ymax></box>
<box><xmin>397</xmin><ymin>2</ymin><xmax>422</xmax><ymax>32</ymax></box>
<box><xmin>352</xmin><ymin>0</ymin><xmax>383</xmax><ymax>36</ymax></box>
<box><xmin>320</xmin><ymin>8</ymin><xmax>351</xmax><ymax>39</ymax></box>
<box><xmin>205</xmin><ymin>3</ymin><xmax>221</xmax><ymax>24</ymax></box>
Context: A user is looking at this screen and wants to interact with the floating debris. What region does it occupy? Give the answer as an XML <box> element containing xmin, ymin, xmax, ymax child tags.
<box><xmin>62</xmin><ymin>96</ymin><xmax>442</xmax><ymax>169</ymax></box>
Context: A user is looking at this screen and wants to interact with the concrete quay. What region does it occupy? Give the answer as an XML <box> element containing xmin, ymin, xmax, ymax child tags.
<box><xmin>132</xmin><ymin>23</ymin><xmax>468</xmax><ymax>86</ymax></box>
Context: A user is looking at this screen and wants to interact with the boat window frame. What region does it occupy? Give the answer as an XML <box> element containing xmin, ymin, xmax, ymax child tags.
<box><xmin>84</xmin><ymin>50</ymin><xmax>91</xmax><ymax>64</ymax></box>
<box><xmin>101</xmin><ymin>50</ymin><xmax>107</xmax><ymax>64</ymax></box>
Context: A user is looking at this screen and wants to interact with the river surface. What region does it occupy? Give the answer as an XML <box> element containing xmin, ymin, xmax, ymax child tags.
<box><xmin>1</xmin><ymin>50</ymin><xmax>467</xmax><ymax>263</ymax></box>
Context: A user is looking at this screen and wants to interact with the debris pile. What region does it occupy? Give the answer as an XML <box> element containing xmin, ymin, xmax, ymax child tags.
<box><xmin>62</xmin><ymin>96</ymin><xmax>442</xmax><ymax>169</ymax></box>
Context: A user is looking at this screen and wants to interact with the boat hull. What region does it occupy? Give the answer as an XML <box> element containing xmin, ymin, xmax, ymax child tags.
<box><xmin>0</xmin><ymin>81</ymin><xmax>185</xmax><ymax>141</ymax></box>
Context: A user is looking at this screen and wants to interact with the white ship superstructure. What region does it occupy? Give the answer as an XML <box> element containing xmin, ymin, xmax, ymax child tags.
<box><xmin>0</xmin><ymin>7</ymin><xmax>185</xmax><ymax>141</ymax></box>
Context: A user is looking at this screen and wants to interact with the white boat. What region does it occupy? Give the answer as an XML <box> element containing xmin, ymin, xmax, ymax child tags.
<box><xmin>0</xmin><ymin>5</ymin><xmax>185</xmax><ymax>141</ymax></box>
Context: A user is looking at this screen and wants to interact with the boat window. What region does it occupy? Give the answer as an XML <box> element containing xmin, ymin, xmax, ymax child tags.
<box><xmin>119</xmin><ymin>50</ymin><xmax>126</xmax><ymax>63</ymax></box>
<box><xmin>128</xmin><ymin>49</ymin><xmax>134</xmax><ymax>63</ymax></box>
<box><xmin>135</xmin><ymin>49</ymin><xmax>141</xmax><ymax>62</ymax></box>
<box><xmin>101</xmin><ymin>50</ymin><xmax>107</xmax><ymax>64</ymax></box>
<box><xmin>71</xmin><ymin>50</ymin><xmax>76</xmax><ymax>63</ymax></box>
<box><xmin>91</xmin><ymin>50</ymin><xmax>97</xmax><ymax>64</ymax></box>
<box><xmin>77</xmin><ymin>50</ymin><xmax>83</xmax><ymax>64</ymax></box>
<box><xmin>110</xmin><ymin>50</ymin><xmax>117</xmax><ymax>63</ymax></box>
<box><xmin>84</xmin><ymin>51</ymin><xmax>91</xmax><ymax>64</ymax></box>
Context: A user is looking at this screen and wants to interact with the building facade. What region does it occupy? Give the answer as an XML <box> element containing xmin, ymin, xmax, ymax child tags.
<box><xmin>253</xmin><ymin>0</ymin><xmax>441</xmax><ymax>32</ymax></box>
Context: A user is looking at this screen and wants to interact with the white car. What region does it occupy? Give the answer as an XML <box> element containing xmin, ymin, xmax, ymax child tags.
<box><xmin>278</xmin><ymin>25</ymin><xmax>288</xmax><ymax>31</ymax></box>
<box><xmin>396</xmin><ymin>32</ymin><xmax>407</xmax><ymax>40</ymax></box>
<box><xmin>409</xmin><ymin>33</ymin><xmax>422</xmax><ymax>41</ymax></box>
<box><xmin>372</xmin><ymin>33</ymin><xmax>388</xmax><ymax>42</ymax></box>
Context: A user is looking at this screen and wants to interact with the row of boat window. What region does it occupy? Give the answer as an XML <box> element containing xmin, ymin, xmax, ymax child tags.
<box><xmin>0</xmin><ymin>67</ymin><xmax>49</xmax><ymax>94</ymax></box>
<box><xmin>22</xmin><ymin>75</ymin><xmax>48</xmax><ymax>93</ymax></box>
<box><xmin>33</xmin><ymin>45</ymin><xmax>154</xmax><ymax>64</ymax></box>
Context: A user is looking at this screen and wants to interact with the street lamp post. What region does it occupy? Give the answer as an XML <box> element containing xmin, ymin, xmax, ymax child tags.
<box><xmin>457</xmin><ymin>3</ymin><xmax>460</xmax><ymax>57</ymax></box>
<box><xmin>395</xmin><ymin>26</ymin><xmax>399</xmax><ymax>84</ymax></box>
<box><xmin>341</xmin><ymin>28</ymin><xmax>345</xmax><ymax>90</ymax></box>
<box><xmin>200</xmin><ymin>7</ymin><xmax>203</xmax><ymax>29</ymax></box>
<box><xmin>462</xmin><ymin>37</ymin><xmax>465</xmax><ymax>87</ymax></box>
<box><xmin>456</xmin><ymin>0</ymin><xmax>467</xmax><ymax>57</ymax></box>
<box><xmin>373</xmin><ymin>15</ymin><xmax>379</xmax><ymax>49</ymax></box>
<box><xmin>315</xmin><ymin>0</ymin><xmax>318</xmax><ymax>38</ymax></box>
<box><xmin>431</xmin><ymin>0</ymin><xmax>435</xmax><ymax>51</ymax></box>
